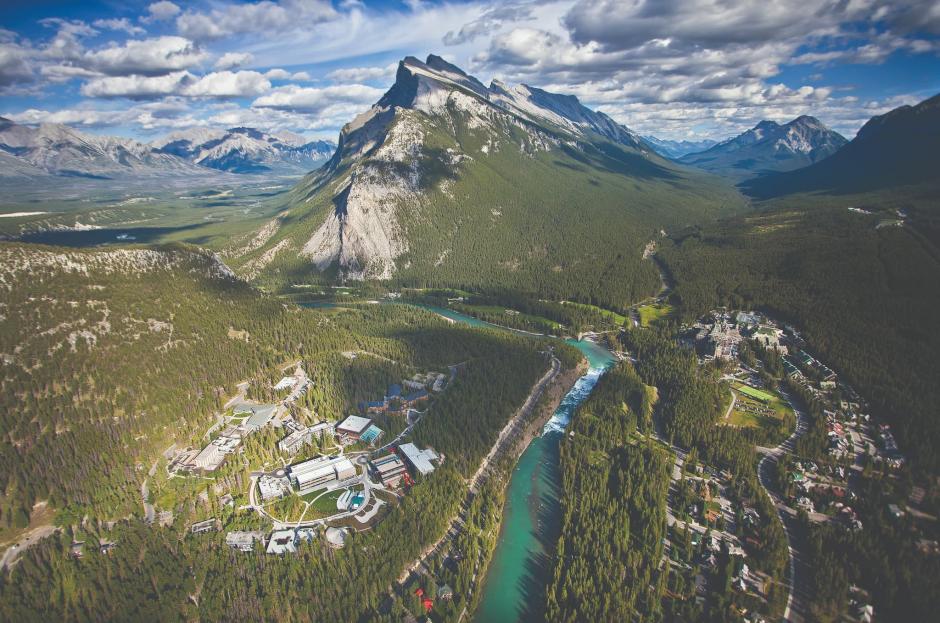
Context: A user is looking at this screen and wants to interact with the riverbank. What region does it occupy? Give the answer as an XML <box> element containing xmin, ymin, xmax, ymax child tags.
<box><xmin>454</xmin><ymin>356</ymin><xmax>588</xmax><ymax>621</ymax></box>
<box><xmin>473</xmin><ymin>344</ymin><xmax>615</xmax><ymax>622</ymax></box>
<box><xmin>516</xmin><ymin>358</ymin><xmax>588</xmax><ymax>458</ymax></box>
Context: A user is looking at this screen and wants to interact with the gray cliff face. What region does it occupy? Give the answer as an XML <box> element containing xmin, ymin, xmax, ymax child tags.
<box><xmin>288</xmin><ymin>54</ymin><xmax>651</xmax><ymax>280</ymax></box>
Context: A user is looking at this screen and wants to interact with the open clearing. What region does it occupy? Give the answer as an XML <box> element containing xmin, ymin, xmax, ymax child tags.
<box><xmin>727</xmin><ymin>383</ymin><xmax>792</xmax><ymax>430</ymax></box>
<box><xmin>637</xmin><ymin>302</ymin><xmax>674</xmax><ymax>327</ymax></box>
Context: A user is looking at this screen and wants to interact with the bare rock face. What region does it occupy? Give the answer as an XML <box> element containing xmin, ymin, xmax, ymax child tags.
<box><xmin>301</xmin><ymin>113</ymin><xmax>423</xmax><ymax>279</ymax></box>
<box><xmin>267</xmin><ymin>54</ymin><xmax>648</xmax><ymax>281</ymax></box>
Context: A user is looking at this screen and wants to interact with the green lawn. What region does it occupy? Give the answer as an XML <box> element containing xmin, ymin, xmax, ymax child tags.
<box><xmin>737</xmin><ymin>384</ymin><xmax>775</xmax><ymax>403</ymax></box>
<box><xmin>728</xmin><ymin>384</ymin><xmax>793</xmax><ymax>430</ymax></box>
<box><xmin>308</xmin><ymin>489</ymin><xmax>344</xmax><ymax>513</ymax></box>
<box><xmin>559</xmin><ymin>301</ymin><xmax>628</xmax><ymax>326</ymax></box>
<box><xmin>637</xmin><ymin>302</ymin><xmax>674</xmax><ymax>327</ymax></box>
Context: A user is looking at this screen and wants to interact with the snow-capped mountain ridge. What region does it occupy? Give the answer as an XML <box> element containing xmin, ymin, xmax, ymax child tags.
<box><xmin>242</xmin><ymin>54</ymin><xmax>734</xmax><ymax>283</ymax></box>
<box><xmin>679</xmin><ymin>115</ymin><xmax>847</xmax><ymax>180</ymax></box>
<box><xmin>152</xmin><ymin>127</ymin><xmax>335</xmax><ymax>174</ymax></box>
<box><xmin>0</xmin><ymin>117</ymin><xmax>211</xmax><ymax>179</ymax></box>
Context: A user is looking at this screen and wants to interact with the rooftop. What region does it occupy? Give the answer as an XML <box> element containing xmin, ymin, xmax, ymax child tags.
<box><xmin>399</xmin><ymin>442</ymin><xmax>438</xmax><ymax>475</ymax></box>
<box><xmin>337</xmin><ymin>415</ymin><xmax>372</xmax><ymax>434</ymax></box>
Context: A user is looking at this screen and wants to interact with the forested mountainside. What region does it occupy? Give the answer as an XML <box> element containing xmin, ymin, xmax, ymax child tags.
<box><xmin>0</xmin><ymin>240</ymin><xmax>566</xmax><ymax>622</ymax></box>
<box><xmin>226</xmin><ymin>55</ymin><xmax>745</xmax><ymax>310</ymax></box>
<box><xmin>661</xmin><ymin>93</ymin><xmax>940</xmax><ymax>472</ymax></box>
<box><xmin>546</xmin><ymin>330</ymin><xmax>790</xmax><ymax>621</ymax></box>
<box><xmin>678</xmin><ymin>116</ymin><xmax>847</xmax><ymax>181</ymax></box>
<box><xmin>546</xmin><ymin>363</ymin><xmax>671</xmax><ymax>621</ymax></box>
<box><xmin>743</xmin><ymin>93</ymin><xmax>940</xmax><ymax>198</ymax></box>
<box><xmin>662</xmin><ymin>188</ymin><xmax>940</xmax><ymax>472</ymax></box>
<box><xmin>0</xmin><ymin>243</ymin><xmax>319</xmax><ymax>526</ymax></box>
<box><xmin>0</xmin><ymin>242</ymin><xmax>549</xmax><ymax>532</ymax></box>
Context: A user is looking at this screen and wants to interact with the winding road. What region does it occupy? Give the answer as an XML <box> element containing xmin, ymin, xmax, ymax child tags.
<box><xmin>756</xmin><ymin>389</ymin><xmax>812</xmax><ymax>623</ymax></box>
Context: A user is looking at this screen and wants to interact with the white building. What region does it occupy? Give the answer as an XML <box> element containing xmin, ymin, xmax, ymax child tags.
<box><xmin>274</xmin><ymin>376</ymin><xmax>297</xmax><ymax>391</ymax></box>
<box><xmin>258</xmin><ymin>474</ymin><xmax>292</xmax><ymax>501</ymax></box>
<box><xmin>289</xmin><ymin>455</ymin><xmax>357</xmax><ymax>493</ymax></box>
<box><xmin>336</xmin><ymin>415</ymin><xmax>372</xmax><ymax>441</ymax></box>
<box><xmin>193</xmin><ymin>435</ymin><xmax>241</xmax><ymax>472</ymax></box>
<box><xmin>266</xmin><ymin>529</ymin><xmax>297</xmax><ymax>555</ymax></box>
<box><xmin>278</xmin><ymin>427</ymin><xmax>313</xmax><ymax>455</ymax></box>
<box><xmin>226</xmin><ymin>531</ymin><xmax>264</xmax><ymax>552</ymax></box>
<box><xmin>399</xmin><ymin>443</ymin><xmax>439</xmax><ymax>476</ymax></box>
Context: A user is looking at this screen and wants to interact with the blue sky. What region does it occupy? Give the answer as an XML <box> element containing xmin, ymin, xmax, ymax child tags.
<box><xmin>1</xmin><ymin>0</ymin><xmax>938</xmax><ymax>142</ymax></box>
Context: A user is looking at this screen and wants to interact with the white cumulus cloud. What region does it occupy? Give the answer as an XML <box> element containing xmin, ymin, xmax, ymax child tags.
<box><xmin>251</xmin><ymin>83</ymin><xmax>384</xmax><ymax>114</ymax></box>
<box><xmin>214</xmin><ymin>51</ymin><xmax>254</xmax><ymax>70</ymax></box>
<box><xmin>144</xmin><ymin>2</ymin><xmax>182</xmax><ymax>23</ymax></box>
<box><xmin>177</xmin><ymin>0</ymin><xmax>339</xmax><ymax>41</ymax></box>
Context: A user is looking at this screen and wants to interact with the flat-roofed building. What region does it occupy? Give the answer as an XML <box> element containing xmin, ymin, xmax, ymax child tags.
<box><xmin>289</xmin><ymin>455</ymin><xmax>357</xmax><ymax>493</ymax></box>
<box><xmin>195</xmin><ymin>444</ymin><xmax>224</xmax><ymax>468</ymax></box>
<box><xmin>190</xmin><ymin>518</ymin><xmax>219</xmax><ymax>534</ymax></box>
<box><xmin>193</xmin><ymin>435</ymin><xmax>241</xmax><ymax>472</ymax></box>
<box><xmin>295</xmin><ymin>463</ymin><xmax>339</xmax><ymax>492</ymax></box>
<box><xmin>399</xmin><ymin>442</ymin><xmax>439</xmax><ymax>476</ymax></box>
<box><xmin>334</xmin><ymin>457</ymin><xmax>356</xmax><ymax>481</ymax></box>
<box><xmin>371</xmin><ymin>453</ymin><xmax>407</xmax><ymax>487</ymax></box>
<box><xmin>226</xmin><ymin>531</ymin><xmax>264</xmax><ymax>552</ymax></box>
<box><xmin>258</xmin><ymin>474</ymin><xmax>291</xmax><ymax>501</ymax></box>
<box><xmin>266</xmin><ymin>529</ymin><xmax>297</xmax><ymax>555</ymax></box>
<box><xmin>278</xmin><ymin>427</ymin><xmax>313</xmax><ymax>455</ymax></box>
<box><xmin>309</xmin><ymin>421</ymin><xmax>333</xmax><ymax>437</ymax></box>
<box><xmin>336</xmin><ymin>415</ymin><xmax>372</xmax><ymax>441</ymax></box>
<box><xmin>243</xmin><ymin>405</ymin><xmax>278</xmax><ymax>432</ymax></box>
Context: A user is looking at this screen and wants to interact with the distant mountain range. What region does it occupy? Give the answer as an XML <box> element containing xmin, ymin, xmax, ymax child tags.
<box><xmin>679</xmin><ymin>116</ymin><xmax>847</xmax><ymax>180</ymax></box>
<box><xmin>151</xmin><ymin>127</ymin><xmax>335</xmax><ymax>174</ymax></box>
<box><xmin>743</xmin><ymin>93</ymin><xmax>940</xmax><ymax>198</ymax></box>
<box><xmin>0</xmin><ymin>117</ymin><xmax>210</xmax><ymax>180</ymax></box>
<box><xmin>230</xmin><ymin>53</ymin><xmax>743</xmax><ymax>296</ymax></box>
<box><xmin>642</xmin><ymin>136</ymin><xmax>718</xmax><ymax>159</ymax></box>
<box><xmin>0</xmin><ymin>117</ymin><xmax>334</xmax><ymax>180</ymax></box>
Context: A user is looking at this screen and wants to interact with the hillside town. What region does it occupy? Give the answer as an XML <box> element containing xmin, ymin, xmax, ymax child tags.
<box><xmin>153</xmin><ymin>363</ymin><xmax>457</xmax><ymax>557</ymax></box>
<box><xmin>654</xmin><ymin>308</ymin><xmax>935</xmax><ymax>621</ymax></box>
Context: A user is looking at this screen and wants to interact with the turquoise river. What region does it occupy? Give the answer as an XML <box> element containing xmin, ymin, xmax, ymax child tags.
<box><xmin>411</xmin><ymin>305</ymin><xmax>616</xmax><ymax>621</ymax></box>
<box><xmin>303</xmin><ymin>301</ymin><xmax>616</xmax><ymax>621</ymax></box>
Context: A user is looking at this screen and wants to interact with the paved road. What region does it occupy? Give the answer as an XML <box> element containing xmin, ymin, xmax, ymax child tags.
<box><xmin>724</xmin><ymin>389</ymin><xmax>737</xmax><ymax>421</ymax></box>
<box><xmin>141</xmin><ymin>457</ymin><xmax>159</xmax><ymax>524</ymax></box>
<box><xmin>757</xmin><ymin>389</ymin><xmax>812</xmax><ymax>623</ymax></box>
<box><xmin>1</xmin><ymin>525</ymin><xmax>59</xmax><ymax>571</ymax></box>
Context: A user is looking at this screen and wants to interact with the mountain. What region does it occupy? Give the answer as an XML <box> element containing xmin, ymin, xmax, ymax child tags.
<box><xmin>0</xmin><ymin>117</ymin><xmax>212</xmax><ymax>180</ymax></box>
<box><xmin>152</xmin><ymin>127</ymin><xmax>335</xmax><ymax>174</ymax></box>
<box><xmin>234</xmin><ymin>54</ymin><xmax>744</xmax><ymax>307</ymax></box>
<box><xmin>642</xmin><ymin>136</ymin><xmax>718</xmax><ymax>159</ymax></box>
<box><xmin>679</xmin><ymin>116</ymin><xmax>848</xmax><ymax>180</ymax></box>
<box><xmin>743</xmin><ymin>94</ymin><xmax>940</xmax><ymax>198</ymax></box>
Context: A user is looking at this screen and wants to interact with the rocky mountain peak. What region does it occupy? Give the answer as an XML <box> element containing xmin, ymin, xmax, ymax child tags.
<box><xmin>680</xmin><ymin>115</ymin><xmax>847</xmax><ymax>179</ymax></box>
<box><xmin>791</xmin><ymin>115</ymin><xmax>823</xmax><ymax>128</ymax></box>
<box><xmin>264</xmin><ymin>53</ymin><xmax>666</xmax><ymax>282</ymax></box>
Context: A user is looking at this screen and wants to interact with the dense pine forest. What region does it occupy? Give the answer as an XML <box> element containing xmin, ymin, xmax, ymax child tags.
<box><xmin>0</xmin><ymin>243</ymin><xmax>555</xmax><ymax>620</ymax></box>
<box><xmin>546</xmin><ymin>363</ymin><xmax>671</xmax><ymax>621</ymax></box>
<box><xmin>661</xmin><ymin>189</ymin><xmax>940</xmax><ymax>473</ymax></box>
